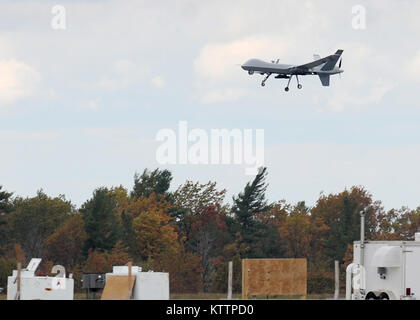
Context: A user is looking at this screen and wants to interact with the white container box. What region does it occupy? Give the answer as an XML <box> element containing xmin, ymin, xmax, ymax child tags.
<box><xmin>105</xmin><ymin>265</ymin><xmax>169</xmax><ymax>300</ymax></box>
<box><xmin>7</xmin><ymin>258</ymin><xmax>74</xmax><ymax>300</ymax></box>
<box><xmin>112</xmin><ymin>266</ymin><xmax>141</xmax><ymax>274</ymax></box>
<box><xmin>7</xmin><ymin>276</ymin><xmax>74</xmax><ymax>300</ymax></box>
<box><xmin>132</xmin><ymin>272</ymin><xmax>169</xmax><ymax>300</ymax></box>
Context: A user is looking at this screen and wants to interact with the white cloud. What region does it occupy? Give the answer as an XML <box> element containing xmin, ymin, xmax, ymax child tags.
<box><xmin>194</xmin><ymin>35</ymin><xmax>292</xmax><ymax>82</ymax></box>
<box><xmin>0</xmin><ymin>59</ymin><xmax>40</xmax><ymax>107</ymax></box>
<box><xmin>113</xmin><ymin>59</ymin><xmax>136</xmax><ymax>75</ymax></box>
<box><xmin>193</xmin><ymin>36</ymin><xmax>400</xmax><ymax>109</ymax></box>
<box><xmin>194</xmin><ymin>35</ymin><xmax>293</xmax><ymax>103</ymax></box>
<box><xmin>327</xmin><ymin>79</ymin><xmax>396</xmax><ymax>112</ymax></box>
<box><xmin>315</xmin><ymin>42</ymin><xmax>398</xmax><ymax>111</ymax></box>
<box><xmin>0</xmin><ymin>35</ymin><xmax>16</xmax><ymax>59</ymax></box>
<box><xmin>99</xmin><ymin>59</ymin><xmax>146</xmax><ymax>91</ymax></box>
<box><xmin>151</xmin><ymin>76</ymin><xmax>166</xmax><ymax>88</ymax></box>
<box><xmin>405</xmin><ymin>50</ymin><xmax>420</xmax><ymax>81</ymax></box>
<box><xmin>82</xmin><ymin>98</ymin><xmax>101</xmax><ymax>110</ymax></box>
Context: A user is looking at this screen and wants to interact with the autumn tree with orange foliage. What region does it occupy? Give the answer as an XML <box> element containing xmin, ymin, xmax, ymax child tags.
<box><xmin>133</xmin><ymin>208</ymin><xmax>179</xmax><ymax>260</ymax></box>
<box><xmin>279</xmin><ymin>201</ymin><xmax>328</xmax><ymax>262</ymax></box>
<box><xmin>44</xmin><ymin>214</ymin><xmax>87</xmax><ymax>268</ymax></box>
<box><xmin>188</xmin><ymin>204</ymin><xmax>230</xmax><ymax>291</ymax></box>
<box><xmin>311</xmin><ymin>186</ymin><xmax>376</xmax><ymax>264</ymax></box>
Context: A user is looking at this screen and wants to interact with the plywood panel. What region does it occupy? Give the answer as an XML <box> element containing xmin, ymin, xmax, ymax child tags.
<box><xmin>242</xmin><ymin>259</ymin><xmax>307</xmax><ymax>299</ymax></box>
<box><xmin>101</xmin><ymin>275</ymin><xmax>136</xmax><ymax>300</ymax></box>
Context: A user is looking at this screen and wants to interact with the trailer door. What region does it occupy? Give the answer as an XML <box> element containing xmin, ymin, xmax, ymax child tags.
<box><xmin>404</xmin><ymin>246</ymin><xmax>420</xmax><ymax>298</ymax></box>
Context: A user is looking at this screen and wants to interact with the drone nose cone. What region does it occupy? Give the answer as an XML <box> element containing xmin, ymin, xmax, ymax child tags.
<box><xmin>242</xmin><ymin>59</ymin><xmax>257</xmax><ymax>68</ymax></box>
<box><xmin>241</xmin><ymin>63</ymin><xmax>252</xmax><ymax>71</ymax></box>
<box><xmin>241</xmin><ymin>60</ymin><xmax>251</xmax><ymax>69</ymax></box>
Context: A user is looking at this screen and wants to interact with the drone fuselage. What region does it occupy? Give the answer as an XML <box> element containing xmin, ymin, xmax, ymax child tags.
<box><xmin>241</xmin><ymin>50</ymin><xmax>344</xmax><ymax>90</ymax></box>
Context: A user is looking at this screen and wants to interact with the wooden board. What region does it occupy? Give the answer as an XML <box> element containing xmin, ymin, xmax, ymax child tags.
<box><xmin>242</xmin><ymin>258</ymin><xmax>307</xmax><ymax>299</ymax></box>
<box><xmin>101</xmin><ymin>275</ymin><xmax>136</xmax><ymax>300</ymax></box>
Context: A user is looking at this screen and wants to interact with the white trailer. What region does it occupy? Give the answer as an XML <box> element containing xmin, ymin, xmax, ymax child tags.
<box><xmin>103</xmin><ymin>265</ymin><xmax>169</xmax><ymax>300</ymax></box>
<box><xmin>346</xmin><ymin>213</ymin><xmax>420</xmax><ymax>300</ymax></box>
<box><xmin>7</xmin><ymin>258</ymin><xmax>74</xmax><ymax>300</ymax></box>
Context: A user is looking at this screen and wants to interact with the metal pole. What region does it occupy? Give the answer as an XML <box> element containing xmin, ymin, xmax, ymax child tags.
<box><xmin>128</xmin><ymin>261</ymin><xmax>132</xmax><ymax>300</ymax></box>
<box><xmin>16</xmin><ymin>262</ymin><xmax>21</xmax><ymax>300</ymax></box>
<box><xmin>334</xmin><ymin>260</ymin><xmax>339</xmax><ymax>300</ymax></box>
<box><xmin>360</xmin><ymin>211</ymin><xmax>365</xmax><ymax>267</ymax></box>
<box><xmin>227</xmin><ymin>261</ymin><xmax>233</xmax><ymax>300</ymax></box>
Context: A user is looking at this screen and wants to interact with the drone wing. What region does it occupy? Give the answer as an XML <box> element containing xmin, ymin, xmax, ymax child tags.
<box><xmin>296</xmin><ymin>49</ymin><xmax>343</xmax><ymax>70</ymax></box>
<box><xmin>320</xmin><ymin>50</ymin><xmax>344</xmax><ymax>71</ymax></box>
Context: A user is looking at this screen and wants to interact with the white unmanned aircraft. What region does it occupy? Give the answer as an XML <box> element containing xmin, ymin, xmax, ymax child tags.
<box><xmin>241</xmin><ymin>49</ymin><xmax>344</xmax><ymax>91</ymax></box>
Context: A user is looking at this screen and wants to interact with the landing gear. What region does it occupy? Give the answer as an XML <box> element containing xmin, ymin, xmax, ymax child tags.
<box><xmin>248</xmin><ymin>70</ymin><xmax>254</xmax><ymax>75</ymax></box>
<box><xmin>296</xmin><ymin>75</ymin><xmax>302</xmax><ymax>89</ymax></box>
<box><xmin>285</xmin><ymin>75</ymin><xmax>292</xmax><ymax>92</ymax></box>
<box><xmin>261</xmin><ymin>73</ymin><xmax>271</xmax><ymax>87</ymax></box>
<box><xmin>284</xmin><ymin>75</ymin><xmax>303</xmax><ymax>91</ymax></box>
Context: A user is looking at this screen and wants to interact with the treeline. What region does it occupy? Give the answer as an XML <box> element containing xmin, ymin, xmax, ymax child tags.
<box><xmin>1</xmin><ymin>167</ymin><xmax>420</xmax><ymax>294</ymax></box>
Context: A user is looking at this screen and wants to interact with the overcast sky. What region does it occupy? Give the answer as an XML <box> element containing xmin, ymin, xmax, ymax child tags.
<box><xmin>1</xmin><ymin>0</ymin><xmax>420</xmax><ymax>210</ymax></box>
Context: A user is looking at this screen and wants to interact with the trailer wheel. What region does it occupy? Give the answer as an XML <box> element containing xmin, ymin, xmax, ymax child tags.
<box><xmin>366</xmin><ymin>292</ymin><xmax>377</xmax><ymax>300</ymax></box>
<box><xmin>379</xmin><ymin>293</ymin><xmax>390</xmax><ymax>300</ymax></box>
